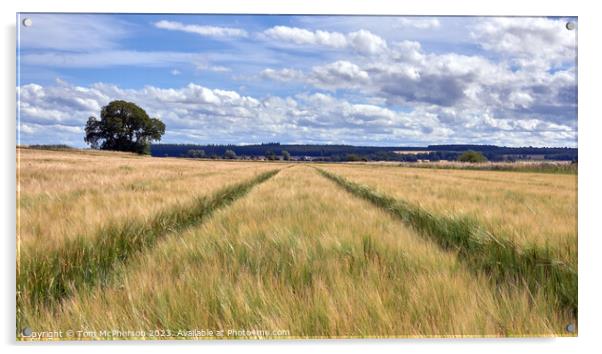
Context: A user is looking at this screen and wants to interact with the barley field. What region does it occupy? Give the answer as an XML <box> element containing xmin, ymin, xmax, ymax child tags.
<box><xmin>320</xmin><ymin>164</ymin><xmax>577</xmax><ymax>267</ymax></box>
<box><xmin>18</xmin><ymin>148</ymin><xmax>281</xmax><ymax>250</ymax></box>
<box><xmin>16</xmin><ymin>148</ymin><xmax>577</xmax><ymax>339</ymax></box>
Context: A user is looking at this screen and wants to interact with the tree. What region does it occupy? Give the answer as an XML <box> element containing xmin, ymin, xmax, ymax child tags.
<box><xmin>282</xmin><ymin>150</ymin><xmax>291</xmax><ymax>161</ymax></box>
<box><xmin>345</xmin><ymin>153</ymin><xmax>363</xmax><ymax>162</ymax></box>
<box><xmin>265</xmin><ymin>149</ymin><xmax>277</xmax><ymax>160</ymax></box>
<box><xmin>187</xmin><ymin>149</ymin><xmax>206</xmax><ymax>158</ymax></box>
<box><xmin>84</xmin><ymin>100</ymin><xmax>165</xmax><ymax>154</ymax></box>
<box><xmin>457</xmin><ymin>150</ymin><xmax>488</xmax><ymax>163</ymax></box>
<box><xmin>224</xmin><ymin>149</ymin><xmax>237</xmax><ymax>159</ymax></box>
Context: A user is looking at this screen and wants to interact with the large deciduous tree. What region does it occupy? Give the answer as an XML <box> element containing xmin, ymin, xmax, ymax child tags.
<box><xmin>84</xmin><ymin>100</ymin><xmax>165</xmax><ymax>154</ymax></box>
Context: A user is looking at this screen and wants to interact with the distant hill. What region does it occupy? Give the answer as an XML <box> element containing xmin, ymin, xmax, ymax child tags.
<box><xmin>150</xmin><ymin>143</ymin><xmax>577</xmax><ymax>162</ymax></box>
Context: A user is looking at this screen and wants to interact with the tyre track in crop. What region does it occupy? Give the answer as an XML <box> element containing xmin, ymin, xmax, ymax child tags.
<box><xmin>316</xmin><ymin>168</ymin><xmax>577</xmax><ymax>318</ymax></box>
<box><xmin>17</xmin><ymin>169</ymin><xmax>281</xmax><ymax>316</ymax></box>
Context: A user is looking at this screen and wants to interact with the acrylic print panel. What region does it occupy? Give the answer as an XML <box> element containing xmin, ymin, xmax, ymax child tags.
<box><xmin>16</xmin><ymin>13</ymin><xmax>578</xmax><ymax>340</ymax></box>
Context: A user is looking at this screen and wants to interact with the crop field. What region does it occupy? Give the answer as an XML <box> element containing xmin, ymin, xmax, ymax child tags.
<box><xmin>17</xmin><ymin>148</ymin><xmax>577</xmax><ymax>339</ymax></box>
<box><xmin>320</xmin><ymin>164</ymin><xmax>577</xmax><ymax>267</ymax></box>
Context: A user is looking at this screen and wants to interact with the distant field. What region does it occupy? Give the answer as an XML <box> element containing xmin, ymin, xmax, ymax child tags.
<box><xmin>351</xmin><ymin>160</ymin><xmax>577</xmax><ymax>174</ymax></box>
<box><xmin>398</xmin><ymin>160</ymin><xmax>577</xmax><ymax>174</ymax></box>
<box><xmin>17</xmin><ymin>148</ymin><xmax>577</xmax><ymax>339</ymax></box>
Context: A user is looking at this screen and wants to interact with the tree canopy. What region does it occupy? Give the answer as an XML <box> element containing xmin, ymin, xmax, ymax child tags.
<box><xmin>84</xmin><ymin>100</ymin><xmax>165</xmax><ymax>154</ymax></box>
<box><xmin>224</xmin><ymin>149</ymin><xmax>237</xmax><ymax>159</ymax></box>
<box><xmin>187</xmin><ymin>149</ymin><xmax>206</xmax><ymax>158</ymax></box>
<box><xmin>457</xmin><ymin>150</ymin><xmax>488</xmax><ymax>163</ymax></box>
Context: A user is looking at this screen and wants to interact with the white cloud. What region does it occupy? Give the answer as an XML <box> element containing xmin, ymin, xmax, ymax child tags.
<box><xmin>398</xmin><ymin>18</ymin><xmax>441</xmax><ymax>29</ymax></box>
<box><xmin>262</xmin><ymin>26</ymin><xmax>387</xmax><ymax>55</ymax></box>
<box><xmin>196</xmin><ymin>63</ymin><xmax>232</xmax><ymax>73</ymax></box>
<box><xmin>508</xmin><ymin>91</ymin><xmax>534</xmax><ymax>109</ymax></box>
<box><xmin>17</xmin><ymin>79</ymin><xmax>576</xmax><ymax>147</ymax></box>
<box><xmin>259</xmin><ymin>36</ymin><xmax>577</xmax><ymax>140</ymax></box>
<box><xmin>261</xmin><ymin>61</ymin><xmax>370</xmax><ymax>91</ymax></box>
<box><xmin>263</xmin><ymin>26</ymin><xmax>347</xmax><ymax>48</ymax></box>
<box><xmin>389</xmin><ymin>40</ymin><xmax>424</xmax><ymax>63</ymax></box>
<box><xmin>347</xmin><ymin>30</ymin><xmax>388</xmax><ymax>54</ymax></box>
<box><xmin>14</xmin><ymin>81</ymin><xmax>440</xmax><ymax>146</ymax></box>
<box><xmin>17</xmin><ymin>16</ymin><xmax>578</xmax><ymax>147</ymax></box>
<box><xmin>471</xmin><ymin>17</ymin><xmax>576</xmax><ymax>69</ymax></box>
<box><xmin>310</xmin><ymin>61</ymin><xmax>370</xmax><ymax>90</ymax></box>
<box><xmin>260</xmin><ymin>68</ymin><xmax>304</xmax><ymax>82</ymax></box>
<box><xmin>154</xmin><ymin>20</ymin><xmax>248</xmax><ymax>38</ymax></box>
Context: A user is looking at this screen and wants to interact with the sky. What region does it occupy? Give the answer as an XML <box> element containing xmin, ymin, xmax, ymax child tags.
<box><xmin>16</xmin><ymin>14</ymin><xmax>578</xmax><ymax>147</ymax></box>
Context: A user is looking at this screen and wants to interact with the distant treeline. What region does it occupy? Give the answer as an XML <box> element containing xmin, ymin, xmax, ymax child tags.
<box><xmin>150</xmin><ymin>143</ymin><xmax>577</xmax><ymax>162</ymax></box>
<box><xmin>25</xmin><ymin>144</ymin><xmax>74</xmax><ymax>151</ymax></box>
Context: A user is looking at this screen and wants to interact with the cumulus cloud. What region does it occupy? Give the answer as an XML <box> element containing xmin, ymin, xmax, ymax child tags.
<box><xmin>263</xmin><ymin>26</ymin><xmax>347</xmax><ymax>48</ymax></box>
<box><xmin>16</xmin><ymin>81</ymin><xmax>434</xmax><ymax>146</ymax></box>
<box><xmin>17</xmin><ymin>16</ymin><xmax>578</xmax><ymax>147</ymax></box>
<box><xmin>258</xmin><ymin>35</ymin><xmax>576</xmax><ymax>144</ymax></box>
<box><xmin>471</xmin><ymin>17</ymin><xmax>577</xmax><ymax>69</ymax></box>
<box><xmin>310</xmin><ymin>61</ymin><xmax>370</xmax><ymax>90</ymax></box>
<box><xmin>154</xmin><ymin>20</ymin><xmax>248</xmax><ymax>38</ymax></box>
<box><xmin>17</xmin><ymin>79</ymin><xmax>576</xmax><ymax>147</ymax></box>
<box><xmin>262</xmin><ymin>26</ymin><xmax>387</xmax><ymax>54</ymax></box>
<box><xmin>258</xmin><ymin>19</ymin><xmax>576</xmax><ymax>132</ymax></box>
<box><xmin>346</xmin><ymin>30</ymin><xmax>388</xmax><ymax>54</ymax></box>
<box><xmin>261</xmin><ymin>61</ymin><xmax>370</xmax><ymax>91</ymax></box>
<box><xmin>18</xmin><ymin>82</ymin><xmax>106</xmax><ymax>127</ymax></box>
<box><xmin>261</xmin><ymin>48</ymin><xmax>482</xmax><ymax>107</ymax></box>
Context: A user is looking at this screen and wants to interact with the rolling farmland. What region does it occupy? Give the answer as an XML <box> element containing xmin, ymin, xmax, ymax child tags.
<box><xmin>17</xmin><ymin>148</ymin><xmax>577</xmax><ymax>339</ymax></box>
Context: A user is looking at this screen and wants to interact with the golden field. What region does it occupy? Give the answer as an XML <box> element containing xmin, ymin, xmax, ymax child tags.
<box><xmin>16</xmin><ymin>148</ymin><xmax>577</xmax><ymax>339</ymax></box>
<box><xmin>18</xmin><ymin>148</ymin><xmax>280</xmax><ymax>250</ymax></box>
<box><xmin>321</xmin><ymin>163</ymin><xmax>577</xmax><ymax>267</ymax></box>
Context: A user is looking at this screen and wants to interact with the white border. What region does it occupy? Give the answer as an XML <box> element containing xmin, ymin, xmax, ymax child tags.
<box><xmin>2</xmin><ymin>1</ymin><xmax>600</xmax><ymax>353</ymax></box>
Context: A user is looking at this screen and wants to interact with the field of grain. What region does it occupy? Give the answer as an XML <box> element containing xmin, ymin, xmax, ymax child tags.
<box><xmin>321</xmin><ymin>163</ymin><xmax>577</xmax><ymax>267</ymax></box>
<box><xmin>16</xmin><ymin>149</ymin><xmax>577</xmax><ymax>339</ymax></box>
<box><xmin>18</xmin><ymin>148</ymin><xmax>281</xmax><ymax>250</ymax></box>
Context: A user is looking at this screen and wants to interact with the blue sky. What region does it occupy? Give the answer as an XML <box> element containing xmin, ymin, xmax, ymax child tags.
<box><xmin>17</xmin><ymin>14</ymin><xmax>578</xmax><ymax>147</ymax></box>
